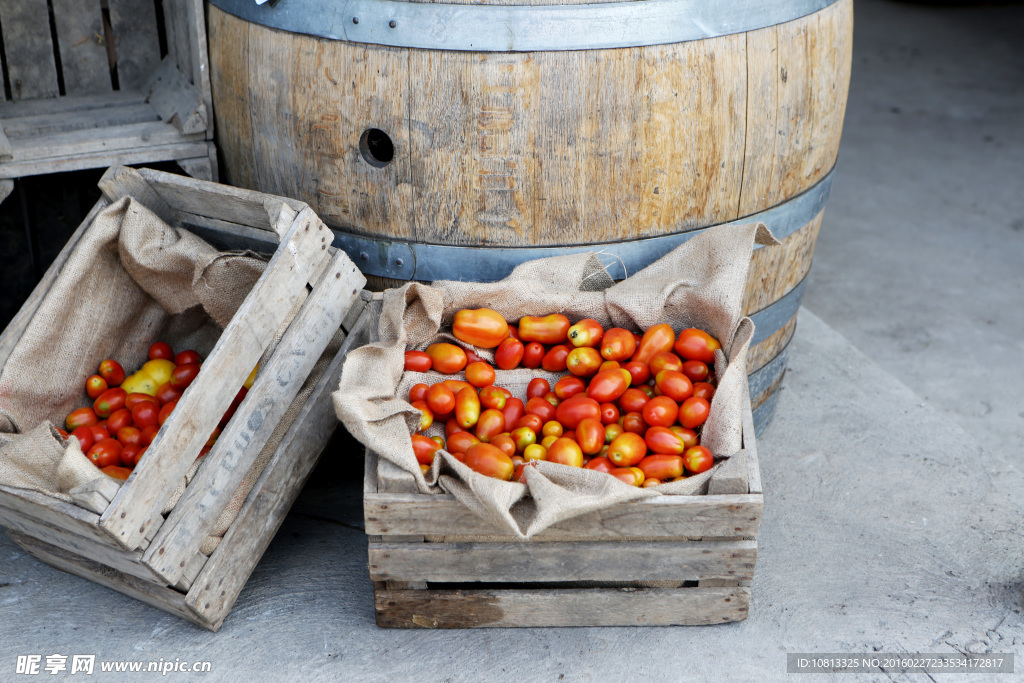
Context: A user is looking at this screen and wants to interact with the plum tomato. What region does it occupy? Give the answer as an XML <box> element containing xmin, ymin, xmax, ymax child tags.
<box><xmin>155</xmin><ymin>382</ymin><xmax>183</xmax><ymax>406</ymax></box>
<box><xmin>670</xmin><ymin>425</ymin><xmax>699</xmax><ymax>449</ymax></box>
<box><xmin>655</xmin><ymin>370</ymin><xmax>694</xmax><ymax>403</ymax></box>
<box><xmin>120</xmin><ymin>445</ymin><xmax>141</xmax><ymax>468</ymax></box>
<box><xmin>490</xmin><ymin>434</ymin><xmax>517</xmax><ymax>457</ymax></box>
<box><xmin>642</xmin><ymin>478</ymin><xmax>662</xmax><ymax>488</ymax></box>
<box><xmin>464</xmin><ymin>443</ymin><xmax>514</xmax><ymax>480</ymax></box>
<box><xmin>692</xmin><ymin>382</ymin><xmax>716</xmax><ymax>401</ymax></box>
<box><xmin>426</xmin><ymin>383</ymin><xmax>456</xmax><ymax>416</ymax></box>
<box><xmin>455</xmin><ymin>387</ymin><xmax>482</xmax><ymax>429</ymax></box>
<box><xmin>633</xmin><ymin>324</ymin><xmax>676</xmax><ymax>365</ymax></box>
<box><xmin>131</xmin><ymin>401</ymin><xmax>160</xmax><ymax>429</ymax></box>
<box><xmin>599</xmin><ymin>402</ymin><xmax>620</xmax><ymax>425</ymax></box>
<box><xmin>649</xmin><ymin>351</ymin><xmax>683</xmax><ymax>377</ymax></box>
<box><xmin>465</xmin><ymin>361</ymin><xmax>496</xmax><ymax>388</ymax></box>
<box><xmin>600</xmin><ymin>328</ymin><xmax>637</xmax><ymax>362</ymax></box>
<box><xmin>541</xmin><ymin>344</ymin><xmax>570</xmax><ymax>372</ymax></box>
<box><xmin>404</xmin><ymin>350</ymin><xmax>433</xmax><ymax>373</ymax></box>
<box><xmin>447</xmin><ymin>431</ymin><xmax>481</xmax><ymax>455</ymax></box>
<box><xmin>411</xmin><ymin>434</ymin><xmax>441</xmax><ymax>466</ymax></box>
<box><xmin>453</xmin><ymin>308</ymin><xmax>509</xmax><ymax>348</ymax></box>
<box><xmin>526</xmin><ymin>397</ymin><xmax>557</xmax><ymax>423</ymax></box>
<box><xmin>140</xmin><ymin>359</ymin><xmax>175</xmax><ymax>387</ymax></box>
<box><xmin>518</xmin><ymin>314</ymin><xmax>570</xmax><ymax>345</ymax></box>
<box><xmin>410</xmin><ymin>400</ymin><xmax>434</xmax><ymax>432</ymax></box>
<box><xmin>479</xmin><ymin>386</ymin><xmax>507</xmax><ymax>411</ymax></box>
<box><xmin>148</xmin><ymin>342</ymin><xmax>173</xmax><ymax>361</ymax></box>
<box><xmin>501</xmin><ymin>397</ymin><xmax>526</xmax><ymax>430</ymax></box>
<box><xmin>66</xmin><ymin>407</ymin><xmax>99</xmax><ymax>431</ymax></box>
<box><xmin>555</xmin><ymin>394</ymin><xmax>601</xmax><ymax>429</ymax></box>
<box><xmin>566</xmin><ymin>347</ymin><xmax>603</xmax><ymax>377</ymax></box>
<box><xmin>622</xmin><ymin>360</ymin><xmax>650</xmax><ymax>386</ymax></box>
<box><xmin>644</xmin><ymin>426</ymin><xmax>686</xmax><ymax>455</ymax></box>
<box><xmin>125</xmin><ymin>392</ymin><xmax>159</xmax><ymax>411</ymax></box>
<box><xmin>576</xmin><ymin>418</ymin><xmax>605</xmax><ymax>455</ymax></box>
<box><xmin>610</xmin><ymin>466</ymin><xmax>645</xmax><ymax>486</ymax></box>
<box><xmin>621</xmin><ymin>411</ymin><xmax>648</xmax><ymax>436</ymax></box>
<box><xmin>97</xmin><ymin>359</ymin><xmax>126</xmax><ymax>386</ymax></box>
<box><xmin>85</xmin><ymin>375</ymin><xmax>108</xmax><ymax>400</ymax></box>
<box><xmin>618</xmin><ymin>388</ymin><xmax>650</xmax><ymax>414</ymax></box>
<box><xmin>88</xmin><ymin>424</ymin><xmax>110</xmax><ymax>442</ymax></box>
<box><xmin>139</xmin><ymin>424</ymin><xmax>160</xmax><ymax>447</ymax></box>
<box><xmin>169</xmin><ymin>363</ymin><xmax>201</xmax><ymax>391</ymax></box>
<box><xmin>442</xmin><ymin>379</ymin><xmax>474</xmax><ymax>396</ymax></box>
<box><xmin>523</xmin><ymin>443</ymin><xmax>548</xmax><ymax>462</ymax></box>
<box><xmin>607</xmin><ymin>431</ymin><xmax>647</xmax><ymax>467</ymax></box>
<box><xmin>101</xmin><ymin>465</ymin><xmax>133</xmax><ymax>482</ymax></box>
<box><xmin>174</xmin><ymin>349</ymin><xmax>201</xmax><ymax>366</ymax></box>
<box><xmin>514</xmin><ymin>413</ymin><xmax>544</xmax><ymax>434</ymax></box>
<box><xmin>494</xmin><ymin>337</ymin><xmax>525</xmax><ymax>370</ymax></box>
<box><xmin>642</xmin><ymin>396</ymin><xmax>679</xmax><ymax>428</ymax></box>
<box><xmin>511</xmin><ymin>426</ymin><xmax>537</xmax><ymax>453</ymax></box>
<box><xmin>464</xmin><ymin>348</ymin><xmax>485</xmax><ymax>365</ymax></box>
<box><xmin>554</xmin><ymin>376</ymin><xmax>586</xmax><ymax>400</ymax></box>
<box><xmin>674</xmin><ymin>328</ymin><xmax>721</xmax><ymax>364</ymax></box>
<box><xmin>527</xmin><ymin>378</ymin><xmax>550</xmax><ymax>400</ymax></box>
<box><xmin>87</xmin><ymin>438</ymin><xmax>123</xmax><ymax>468</ymax></box>
<box><xmin>679</xmin><ymin>396</ymin><xmax>710</xmax><ymax>429</ymax></box>
<box><xmin>541</xmin><ymin>421</ymin><xmax>563</xmax><ymax>438</ymax></box>
<box><xmin>683</xmin><ymin>445</ymin><xmax>714</xmax><ymax>474</ymax></box>
<box><xmin>426</xmin><ymin>343</ymin><xmax>468</xmax><ymax>374</ymax></box>
<box><xmin>546</xmin><ymin>437</ymin><xmax>584</xmax><ymax>467</ymax></box>
<box><xmin>117</xmin><ymin>426</ymin><xmax>142</xmax><ymax>449</ymax></box>
<box><xmin>107</xmin><ymin>408</ymin><xmax>133</xmax><ymax>434</ymax></box>
<box><xmin>586</xmin><ymin>368</ymin><xmax>630</xmax><ymax>403</ymax></box>
<box><xmin>93</xmin><ymin>388</ymin><xmax>127</xmax><ymax>419</ymax></box>
<box><xmin>475</xmin><ymin>409</ymin><xmax>506</xmax><ymax>442</ymax></box>
<box><xmin>70</xmin><ymin>425</ymin><xmax>95</xmax><ymax>452</ymax></box>
<box><xmin>409</xmin><ymin>383</ymin><xmax>430</xmax><ymax>403</ymax></box>
<box><xmin>522</xmin><ymin>342</ymin><xmax>546</xmax><ymax>369</ymax></box>
<box><xmin>604</xmin><ymin>422</ymin><xmax>624</xmax><ymax>444</ymax></box>
<box><xmin>681</xmin><ymin>360</ymin><xmax>709</xmax><ymax>384</ymax></box>
<box><xmin>567</xmin><ymin>319</ymin><xmax>604</xmax><ymax>348</ymax></box>
<box><xmin>585</xmin><ymin>456</ymin><xmax>615</xmax><ymax>473</ymax></box>
<box><xmin>158</xmin><ymin>401</ymin><xmax>176</xmax><ymax>426</ymax></box>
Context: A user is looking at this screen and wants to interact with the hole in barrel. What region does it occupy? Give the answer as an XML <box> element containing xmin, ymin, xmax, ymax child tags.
<box><xmin>359</xmin><ymin>128</ymin><xmax>394</xmax><ymax>168</ymax></box>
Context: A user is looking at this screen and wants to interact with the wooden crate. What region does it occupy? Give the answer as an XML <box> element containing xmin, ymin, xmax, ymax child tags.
<box><xmin>0</xmin><ymin>166</ymin><xmax>370</xmax><ymax>630</ymax></box>
<box><xmin>364</xmin><ymin>390</ymin><xmax>763</xmax><ymax>628</ymax></box>
<box><xmin>0</xmin><ymin>0</ymin><xmax>216</xmax><ymax>203</ymax></box>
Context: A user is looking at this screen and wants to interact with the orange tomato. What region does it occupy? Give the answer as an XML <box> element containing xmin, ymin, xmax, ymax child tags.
<box><xmin>679</xmin><ymin>396</ymin><xmax>710</xmax><ymax>429</ymax></box>
<box><xmin>674</xmin><ymin>328</ymin><xmax>721</xmax><ymax>364</ymax></box>
<box><xmin>600</xmin><ymin>328</ymin><xmax>637</xmax><ymax>362</ymax></box>
<box><xmin>523</xmin><ymin>443</ymin><xmax>548</xmax><ymax>462</ymax></box>
<box><xmin>608</xmin><ymin>431</ymin><xmax>647</xmax><ymax>467</ymax></box>
<box><xmin>567</xmin><ymin>319</ymin><xmax>604</xmax><ymax>348</ymax></box>
<box><xmin>426</xmin><ymin>383</ymin><xmax>456</xmax><ymax>415</ymax></box>
<box><xmin>638</xmin><ymin>454</ymin><xmax>684</xmax><ymax>481</ymax></box>
<box><xmin>633</xmin><ymin>324</ymin><xmax>676</xmax><ymax>365</ymax></box>
<box><xmin>610</xmin><ymin>466</ymin><xmax>645</xmax><ymax>486</ymax></box>
<box><xmin>518</xmin><ymin>314</ymin><xmax>571</xmax><ymax>345</ymax></box>
<box><xmin>464</xmin><ymin>443</ymin><xmax>515</xmax><ymax>480</ymax></box>
<box><xmin>475</xmin><ymin>409</ymin><xmax>506</xmax><ymax>442</ymax></box>
<box><xmin>455</xmin><ymin>387</ymin><xmax>481</xmax><ymax>429</ymax></box>
<box><xmin>566</xmin><ymin>347</ymin><xmax>603</xmax><ymax>377</ymax></box>
<box><xmin>576</xmin><ymin>418</ymin><xmax>605</xmax><ymax>455</ymax></box>
<box><xmin>101</xmin><ymin>465</ymin><xmax>133</xmax><ymax>482</ymax></box>
<box><xmin>490</xmin><ymin>433</ymin><xmax>517</xmax><ymax>457</ymax></box>
<box><xmin>477</xmin><ymin>386</ymin><xmax>505</xmax><ymax>410</ymax></box>
<box><xmin>453</xmin><ymin>308</ymin><xmax>509</xmax><ymax>348</ymax></box>
<box><xmin>410</xmin><ymin>400</ymin><xmax>434</xmax><ymax>431</ymax></box>
<box><xmin>546</xmin><ymin>437</ymin><xmax>584</xmax><ymax>467</ymax></box>
<box><xmin>683</xmin><ymin>445</ymin><xmax>714</xmax><ymax>474</ymax></box>
<box><xmin>426</xmin><ymin>343</ymin><xmax>468</xmax><ymax>374</ymax></box>
<box><xmin>404</xmin><ymin>350</ymin><xmax>433</xmax><ymax>372</ymax></box>
<box><xmin>85</xmin><ymin>375</ymin><xmax>108</xmax><ymax>400</ymax></box>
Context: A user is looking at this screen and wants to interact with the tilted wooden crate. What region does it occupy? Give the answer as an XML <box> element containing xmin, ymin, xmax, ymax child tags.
<box><xmin>0</xmin><ymin>0</ymin><xmax>216</xmax><ymax>204</ymax></box>
<box><xmin>0</xmin><ymin>166</ymin><xmax>370</xmax><ymax>630</ymax></box>
<box><xmin>364</xmin><ymin>392</ymin><xmax>762</xmax><ymax>628</ymax></box>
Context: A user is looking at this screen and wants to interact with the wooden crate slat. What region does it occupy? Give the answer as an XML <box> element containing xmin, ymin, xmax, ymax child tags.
<box><xmin>0</xmin><ymin>91</ymin><xmax>147</xmax><ymax>119</ymax></box>
<box><xmin>7</xmin><ymin>121</ymin><xmax>199</xmax><ymax>163</ymax></box>
<box><xmin>0</xmin><ymin>485</ymin><xmax>110</xmax><ymax>546</ymax></box>
<box><xmin>8</xmin><ymin>531</ymin><xmax>212</xmax><ymax>630</ymax></box>
<box><xmin>145</xmin><ymin>251</ymin><xmax>365</xmax><ymax>584</ymax></box>
<box><xmin>743</xmin><ymin>382</ymin><xmax>763</xmax><ymax>495</ymax></box>
<box><xmin>0</xmin><ymin>128</ymin><xmax>11</xmax><ymax>161</ymax></box>
<box><xmin>51</xmin><ymin>0</ymin><xmax>112</xmax><ymax>97</ymax></box>
<box><xmin>366</xmin><ymin>491</ymin><xmax>762</xmax><ymax>540</ymax></box>
<box><xmin>99</xmin><ymin>207</ymin><xmax>334</xmax><ymax>549</ymax></box>
<box><xmin>369</xmin><ymin>539</ymin><xmax>756</xmax><ymax>583</ymax></box>
<box><xmin>1</xmin><ymin>103</ymin><xmax>158</xmax><ymax>140</ymax></box>
<box><xmin>374</xmin><ymin>585</ymin><xmax>750</xmax><ymax>628</ymax></box>
<box><xmin>107</xmin><ymin>0</ymin><xmax>161</xmax><ymax>91</ymax></box>
<box><xmin>176</xmin><ymin>212</ymin><xmax>280</xmax><ymax>253</ymax></box>
<box><xmin>0</xmin><ymin>140</ymin><xmax>211</xmax><ymax>180</ymax></box>
<box><xmin>0</xmin><ymin>0</ymin><xmax>59</xmax><ymax>100</ymax></box>
<box><xmin>162</xmin><ymin>0</ymin><xmax>193</xmax><ymax>87</ymax></box>
<box><xmin>145</xmin><ymin>58</ymin><xmax>207</xmax><ymax>135</ymax></box>
<box><xmin>185</xmin><ymin>301</ymin><xmax>373</xmax><ymax>629</ymax></box>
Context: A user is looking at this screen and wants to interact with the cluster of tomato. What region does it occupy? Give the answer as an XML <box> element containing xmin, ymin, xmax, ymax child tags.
<box><xmin>58</xmin><ymin>342</ymin><xmax>249</xmax><ymax>482</ymax></box>
<box><xmin>403</xmin><ymin>308</ymin><xmax>722</xmax><ymax>487</ymax></box>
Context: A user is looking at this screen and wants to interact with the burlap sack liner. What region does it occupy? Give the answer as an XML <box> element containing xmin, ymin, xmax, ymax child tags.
<box><xmin>0</xmin><ymin>197</ymin><xmax>329</xmax><ymax>557</ymax></box>
<box><xmin>336</xmin><ymin>223</ymin><xmax>777</xmax><ymax>540</ymax></box>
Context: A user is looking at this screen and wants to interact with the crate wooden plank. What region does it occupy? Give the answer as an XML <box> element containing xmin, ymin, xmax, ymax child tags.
<box><xmin>185</xmin><ymin>300</ymin><xmax>373</xmax><ymax>629</ymax></box>
<box><xmin>107</xmin><ymin>0</ymin><xmax>161</xmax><ymax>91</ymax></box>
<box><xmin>145</xmin><ymin>251</ymin><xmax>365</xmax><ymax>584</ymax></box>
<box><xmin>742</xmin><ymin>383</ymin><xmax>762</xmax><ymax>495</ymax></box>
<box><xmin>176</xmin><ymin>154</ymin><xmax>214</xmax><ymax>182</ymax></box>
<box><xmin>67</xmin><ymin>476</ymin><xmax>121</xmax><ymax>515</ymax></box>
<box><xmin>0</xmin><ymin>485</ymin><xmax>111</xmax><ymax>547</ymax></box>
<box><xmin>708</xmin><ymin>450</ymin><xmax>749</xmax><ymax>495</ymax></box>
<box><xmin>6</xmin><ymin>121</ymin><xmax>198</xmax><ymax>163</ymax></box>
<box><xmin>164</xmin><ymin>0</ymin><xmax>211</xmax><ymax>138</ymax></box>
<box><xmin>0</xmin><ymin>140</ymin><xmax>210</xmax><ymax>180</ymax></box>
<box><xmin>365</xmin><ymin>491</ymin><xmax>762</xmax><ymax>540</ymax></box>
<box><xmin>52</xmin><ymin>0</ymin><xmax>111</xmax><ymax>97</ymax></box>
<box><xmin>98</xmin><ymin>165</ymin><xmax>178</xmax><ymax>226</ymax></box>
<box><xmin>1</xmin><ymin>103</ymin><xmax>158</xmax><ymax>140</ymax></box>
<box><xmin>145</xmin><ymin>58</ymin><xmax>207</xmax><ymax>135</ymax></box>
<box><xmin>99</xmin><ymin>207</ymin><xmax>333</xmax><ymax>549</ymax></box>
<box><xmin>364</xmin><ymin>451</ymin><xmax>379</xmax><ymax>495</ymax></box>
<box><xmin>369</xmin><ymin>539</ymin><xmax>756</xmax><ymax>583</ymax></box>
<box><xmin>0</xmin><ymin>91</ymin><xmax>146</xmax><ymax>119</ymax></box>
<box><xmin>376</xmin><ymin>456</ymin><xmax>420</xmax><ymax>494</ymax></box>
<box><xmin>0</xmin><ymin>128</ymin><xmax>12</xmax><ymax>161</ymax></box>
<box><xmin>0</xmin><ymin>505</ymin><xmax>164</xmax><ymax>583</ymax></box>
<box><xmin>163</xmin><ymin>0</ymin><xmax>193</xmax><ymax>87</ymax></box>
<box><xmin>8</xmin><ymin>531</ymin><xmax>211</xmax><ymax>630</ymax></box>
<box><xmin>137</xmin><ymin>167</ymin><xmax>305</xmax><ymax>232</ymax></box>
<box><xmin>374</xmin><ymin>585</ymin><xmax>750</xmax><ymax>628</ymax></box>
<box><xmin>0</xmin><ymin>0</ymin><xmax>59</xmax><ymax>100</ymax></box>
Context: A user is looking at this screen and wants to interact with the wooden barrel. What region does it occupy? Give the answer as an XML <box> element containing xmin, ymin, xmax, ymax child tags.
<box><xmin>207</xmin><ymin>0</ymin><xmax>853</xmax><ymax>434</ymax></box>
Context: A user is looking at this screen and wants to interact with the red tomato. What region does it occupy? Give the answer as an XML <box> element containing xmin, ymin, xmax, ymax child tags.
<box><xmin>88</xmin><ymin>424</ymin><xmax>110</xmax><ymax>442</ymax></box>
<box><xmin>218</xmin><ymin>387</ymin><xmax>247</xmax><ymax>428</ymax></box>
<box><xmin>621</xmin><ymin>412</ymin><xmax>648</xmax><ymax>436</ymax></box>
<box><xmin>425</xmin><ymin>343</ymin><xmax>467</xmax><ymax>374</ymax></box>
<box><xmin>478</xmin><ymin>386</ymin><xmax>506</xmax><ymax>410</ymax></box>
<box><xmin>174</xmin><ymin>349</ymin><xmax>201</xmax><ymax>365</ymax></box>
<box><xmin>501</xmin><ymin>397</ymin><xmax>526</xmax><ymax>431</ymax></box>
<box><xmin>683</xmin><ymin>445</ymin><xmax>714</xmax><ymax>474</ymax></box>
<box><xmin>670</xmin><ymin>425</ymin><xmax>699</xmax><ymax>449</ymax></box>
<box><xmin>555</xmin><ymin>394</ymin><xmax>601</xmax><ymax>429</ymax></box>
<box><xmin>518</xmin><ymin>314</ymin><xmax>570</xmax><ymax>345</ymax></box>
<box><xmin>649</xmin><ymin>351</ymin><xmax>683</xmax><ymax>377</ymax></box>
<box><xmin>527</xmin><ymin>378</ymin><xmax>550</xmax><ymax>400</ymax></box>
<box><xmin>410</xmin><ymin>400</ymin><xmax>434</xmax><ymax>432</ymax></box>
<box><xmin>526</xmin><ymin>397</ymin><xmax>556</xmax><ymax>424</ymax></box>
<box><xmin>464</xmin><ymin>362</ymin><xmax>495</xmax><ymax>388</ymax></box>
<box><xmin>622</xmin><ymin>360</ymin><xmax>650</xmax><ymax>386</ymax></box>
<box><xmin>644</xmin><ymin>426</ymin><xmax>686</xmax><ymax>455</ymax></box>
<box><xmin>600</xmin><ymin>328</ymin><xmax>637</xmax><ymax>362</ymax></box>
<box><xmin>107</xmin><ymin>408</ymin><xmax>133</xmax><ymax>434</ymax></box>
<box><xmin>576</xmin><ymin>418</ymin><xmax>605</xmax><ymax>455</ymax></box>
<box><xmin>409</xmin><ymin>383</ymin><xmax>430</xmax><ymax>403</ymax></box>
<box><xmin>490</xmin><ymin>433</ymin><xmax>517</xmax><ymax>457</ymax></box>
<box><xmin>125</xmin><ymin>392</ymin><xmax>159</xmax><ymax>411</ymax></box>
<box><xmin>655</xmin><ymin>370</ymin><xmax>693</xmax><ymax>402</ymax></box>
<box><xmin>85</xmin><ymin>375</ymin><xmax>108</xmax><ymax>400</ymax></box>
<box><xmin>139</xmin><ymin>424</ymin><xmax>159</xmax><ymax>447</ymax></box>
<box><xmin>412</xmin><ymin>433</ymin><xmax>442</xmax><ymax>465</ymax></box>
<box><xmin>507</xmin><ymin>325</ymin><xmax>520</xmax><ymax>340</ymax></box>
<box><xmin>447</xmin><ymin>431</ymin><xmax>481</xmax><ymax>455</ymax></box>
<box><xmin>131</xmin><ymin>401</ymin><xmax>160</xmax><ymax>429</ymax></box>
<box><xmin>464</xmin><ymin>443</ymin><xmax>514</xmax><ymax>480</ymax></box>
<box><xmin>554</xmin><ymin>376</ymin><xmax>586</xmax><ymax>400</ymax></box>
<box><xmin>585</xmin><ymin>456</ymin><xmax>615</xmax><ymax>474</ymax></box>
<box><xmin>692</xmin><ymin>382</ymin><xmax>716</xmax><ymax>401</ymax></box>
<box><xmin>643</xmin><ymin>396</ymin><xmax>679</xmax><ymax>428</ymax></box>
<box><xmin>546</xmin><ymin>437</ymin><xmax>584</xmax><ymax>467</ymax></box>
<box><xmin>674</xmin><ymin>328</ymin><xmax>721</xmax><ymax>364</ymax></box>
<box><xmin>66</xmin><ymin>407</ymin><xmax>99</xmax><ymax>431</ymax></box>
<box><xmin>514</xmin><ymin>413</ymin><xmax>544</xmax><ymax>434</ymax></box>
<box><xmin>101</xmin><ymin>465</ymin><xmax>133</xmax><ymax>482</ymax></box>
<box><xmin>97</xmin><ymin>359</ymin><xmax>125</xmax><ymax>386</ymax></box>
<box><xmin>599</xmin><ymin>402</ymin><xmax>620</xmax><ymax>425</ymax></box>
<box><xmin>618</xmin><ymin>388</ymin><xmax>650</xmax><ymax>414</ymax></box>
<box><xmin>442</xmin><ymin>379</ymin><xmax>474</xmax><ymax>396</ymax></box>
<box><xmin>586</xmin><ymin>369</ymin><xmax>630</xmax><ymax>403</ymax></box>
<box><xmin>169</xmin><ymin>363</ymin><xmax>201</xmax><ymax>390</ymax></box>
<box><xmin>567</xmin><ymin>319</ymin><xmax>604</xmax><ymax>348</ymax></box>
<box><xmin>541</xmin><ymin>344</ymin><xmax>570</xmax><ymax>372</ymax></box>
<box><xmin>633</xmin><ymin>324</ymin><xmax>676</xmax><ymax>365</ymax></box>
<box><xmin>455</xmin><ymin>387</ymin><xmax>481</xmax><ymax>429</ymax></box>
<box><xmin>93</xmin><ymin>388</ymin><xmax>127</xmax><ymax>419</ymax></box>
<box><xmin>679</xmin><ymin>397</ymin><xmax>710</xmax><ymax>429</ymax></box>
<box><xmin>607</xmin><ymin>432</ymin><xmax>647</xmax><ymax>467</ymax></box>
<box><xmin>681</xmin><ymin>360</ymin><xmax>709</xmax><ymax>384</ymax></box>
<box><xmin>445</xmin><ymin>418</ymin><xmax>466</xmax><ymax>437</ymax></box>
<box><xmin>404</xmin><ymin>350</ymin><xmax>433</xmax><ymax>373</ymax></box>
<box><xmin>566</xmin><ymin>347</ymin><xmax>603</xmax><ymax>377</ymax></box>
<box><xmin>154</xmin><ymin>382</ymin><xmax>182</xmax><ymax>406</ymax></box>
<box><xmin>494</xmin><ymin>337</ymin><xmax>525</xmax><ymax>370</ymax></box>
<box><xmin>120</xmin><ymin>445</ymin><xmax>141</xmax><ymax>467</ymax></box>
<box><xmin>475</xmin><ymin>409</ymin><xmax>506</xmax><ymax>442</ymax></box>
<box><xmin>148</xmin><ymin>342</ymin><xmax>173</xmax><ymax>361</ymax></box>
<box><xmin>158</xmin><ymin>401</ymin><xmax>175</xmax><ymax>426</ymax></box>
<box><xmin>69</xmin><ymin>425</ymin><xmax>94</xmax><ymax>452</ymax></box>
<box><xmin>426</xmin><ymin>384</ymin><xmax>456</xmax><ymax>416</ymax></box>
<box><xmin>522</xmin><ymin>342</ymin><xmax>546</xmax><ymax>369</ymax></box>
<box><xmin>87</xmin><ymin>438</ymin><xmax>123</xmax><ymax>468</ymax></box>
<box><xmin>610</xmin><ymin>466</ymin><xmax>645</xmax><ymax>486</ymax></box>
<box><xmin>453</xmin><ymin>308</ymin><xmax>509</xmax><ymax>348</ymax></box>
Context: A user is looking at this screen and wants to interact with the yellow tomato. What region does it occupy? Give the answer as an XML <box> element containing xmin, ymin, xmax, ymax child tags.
<box><xmin>141</xmin><ymin>359</ymin><xmax>175</xmax><ymax>387</ymax></box>
<box><xmin>121</xmin><ymin>372</ymin><xmax>157</xmax><ymax>396</ymax></box>
<box><xmin>244</xmin><ymin>363</ymin><xmax>259</xmax><ymax>390</ymax></box>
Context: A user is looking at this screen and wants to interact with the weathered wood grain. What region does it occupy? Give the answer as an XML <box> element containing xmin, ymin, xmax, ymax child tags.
<box><xmin>376</xmin><ymin>456</ymin><xmax>420</xmax><ymax>494</ymax></box>
<box><xmin>107</xmin><ymin>0</ymin><xmax>161</xmax><ymax>90</ymax></box>
<box><xmin>0</xmin><ymin>129</ymin><xmax>12</xmax><ymax>161</ymax></box>
<box><xmin>0</xmin><ymin>103</ymin><xmax>159</xmax><ymax>140</ymax></box>
<box><xmin>52</xmin><ymin>0</ymin><xmax>111</xmax><ymax>97</ymax></box>
<box><xmin>0</xmin><ymin>140</ymin><xmax>210</xmax><ymax>179</ymax></box>
<box><xmin>98</xmin><ymin>165</ymin><xmax>179</xmax><ymax>226</ymax></box>
<box><xmin>369</xmin><ymin>538</ymin><xmax>756</xmax><ymax>583</ymax></box>
<box><xmin>0</xmin><ymin>0</ymin><xmax>59</xmax><ymax>100</ymax></box>
<box><xmin>708</xmin><ymin>450</ymin><xmax>749</xmax><ymax>495</ymax></box>
<box><xmin>743</xmin><ymin>213</ymin><xmax>822</xmax><ymax>315</ymax></box>
<box><xmin>366</xmin><ymin>491</ymin><xmax>761</xmax><ymax>539</ymax></box>
<box><xmin>176</xmin><ymin>155</ymin><xmax>214</xmax><ymax>182</ymax></box>
<box><xmin>207</xmin><ymin>8</ymin><xmax>256</xmax><ymax>190</ymax></box>
<box><xmin>0</xmin><ymin>485</ymin><xmax>109</xmax><ymax>546</ymax></box>
<box><xmin>0</xmin><ymin>91</ymin><xmax>145</xmax><ymax>118</ymax></box>
<box><xmin>185</xmin><ymin>300</ymin><xmax>373</xmax><ymax>629</ymax></box>
<box><xmin>374</xmin><ymin>585</ymin><xmax>750</xmax><ymax>628</ymax></box>
<box><xmin>67</xmin><ymin>476</ymin><xmax>120</xmax><ymax>515</ymax></box>
<box><xmin>145</xmin><ymin>59</ymin><xmax>208</xmax><ymax>135</ymax></box>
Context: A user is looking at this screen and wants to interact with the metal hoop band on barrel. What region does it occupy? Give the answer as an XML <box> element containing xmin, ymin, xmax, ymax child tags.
<box><xmin>210</xmin><ymin>0</ymin><xmax>841</xmax><ymax>52</ymax></box>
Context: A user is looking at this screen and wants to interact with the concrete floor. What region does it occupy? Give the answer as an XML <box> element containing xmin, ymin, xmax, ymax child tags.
<box><xmin>2</xmin><ymin>0</ymin><xmax>1023</xmax><ymax>680</ymax></box>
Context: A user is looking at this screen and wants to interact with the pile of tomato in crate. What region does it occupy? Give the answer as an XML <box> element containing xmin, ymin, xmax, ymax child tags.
<box><xmin>59</xmin><ymin>343</ymin><xmax>252</xmax><ymax>482</ymax></box>
<box><xmin>404</xmin><ymin>309</ymin><xmax>723</xmax><ymax>487</ymax></box>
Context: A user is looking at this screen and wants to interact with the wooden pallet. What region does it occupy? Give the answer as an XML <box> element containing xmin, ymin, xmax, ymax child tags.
<box><xmin>0</xmin><ymin>166</ymin><xmax>370</xmax><ymax>630</ymax></box>
<box><xmin>364</xmin><ymin>390</ymin><xmax>762</xmax><ymax>628</ymax></box>
<box><xmin>0</xmin><ymin>0</ymin><xmax>215</xmax><ymax>203</ymax></box>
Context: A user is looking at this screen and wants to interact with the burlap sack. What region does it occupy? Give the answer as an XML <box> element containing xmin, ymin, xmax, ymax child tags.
<box><xmin>0</xmin><ymin>196</ymin><xmax>282</xmax><ymax>553</ymax></box>
<box><xmin>335</xmin><ymin>223</ymin><xmax>777</xmax><ymax>538</ymax></box>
